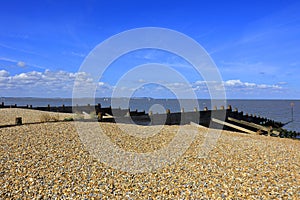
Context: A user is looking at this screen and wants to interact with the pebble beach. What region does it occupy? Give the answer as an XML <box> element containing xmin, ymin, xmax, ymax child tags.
<box><xmin>0</xmin><ymin>109</ymin><xmax>299</xmax><ymax>199</ymax></box>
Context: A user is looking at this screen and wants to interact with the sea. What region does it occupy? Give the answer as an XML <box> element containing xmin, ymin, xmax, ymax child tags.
<box><xmin>1</xmin><ymin>97</ymin><xmax>299</xmax><ymax>133</ymax></box>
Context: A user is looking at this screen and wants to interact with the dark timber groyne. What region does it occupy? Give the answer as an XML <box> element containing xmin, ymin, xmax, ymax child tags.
<box><xmin>1</xmin><ymin>102</ymin><xmax>299</xmax><ymax>138</ymax></box>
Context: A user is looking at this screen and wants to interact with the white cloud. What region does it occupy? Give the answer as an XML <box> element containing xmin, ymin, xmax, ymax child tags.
<box><xmin>0</xmin><ymin>70</ymin><xmax>113</xmax><ymax>97</ymax></box>
<box><xmin>0</xmin><ymin>70</ymin><xmax>9</xmax><ymax>77</ymax></box>
<box><xmin>17</xmin><ymin>61</ymin><xmax>26</xmax><ymax>67</ymax></box>
<box><xmin>138</xmin><ymin>79</ymin><xmax>146</xmax><ymax>83</ymax></box>
<box><xmin>223</xmin><ymin>79</ymin><xmax>282</xmax><ymax>90</ymax></box>
<box><xmin>0</xmin><ymin>69</ymin><xmax>285</xmax><ymax>98</ymax></box>
<box><xmin>224</xmin><ymin>79</ymin><xmax>243</xmax><ymax>86</ymax></box>
<box><xmin>193</xmin><ymin>79</ymin><xmax>282</xmax><ymax>92</ymax></box>
<box><xmin>0</xmin><ymin>70</ymin><xmax>10</xmax><ymax>84</ymax></box>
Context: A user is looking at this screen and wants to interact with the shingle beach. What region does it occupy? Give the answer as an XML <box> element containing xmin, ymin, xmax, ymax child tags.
<box><xmin>0</xmin><ymin>109</ymin><xmax>299</xmax><ymax>199</ymax></box>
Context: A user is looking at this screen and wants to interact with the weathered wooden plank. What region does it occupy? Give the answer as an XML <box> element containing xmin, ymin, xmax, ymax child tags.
<box><xmin>227</xmin><ymin>117</ymin><xmax>270</xmax><ymax>132</ymax></box>
<box><xmin>212</xmin><ymin>118</ymin><xmax>257</xmax><ymax>135</ymax></box>
<box><xmin>103</xmin><ymin>113</ymin><xmax>114</xmax><ymax>119</ymax></box>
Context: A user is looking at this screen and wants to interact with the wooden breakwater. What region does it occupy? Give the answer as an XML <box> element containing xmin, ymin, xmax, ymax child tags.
<box><xmin>1</xmin><ymin>101</ymin><xmax>294</xmax><ymax>137</ymax></box>
<box><xmin>110</xmin><ymin>106</ymin><xmax>298</xmax><ymax>138</ymax></box>
<box><xmin>0</xmin><ymin>102</ymin><xmax>145</xmax><ymax>116</ymax></box>
<box><xmin>0</xmin><ymin>102</ymin><xmax>280</xmax><ymax>125</ymax></box>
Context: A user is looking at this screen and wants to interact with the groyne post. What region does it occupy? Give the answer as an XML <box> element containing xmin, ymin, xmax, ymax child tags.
<box><xmin>126</xmin><ymin>109</ymin><xmax>130</xmax><ymax>117</ymax></box>
<box><xmin>166</xmin><ymin>109</ymin><xmax>171</xmax><ymax>125</ymax></box>
<box><xmin>181</xmin><ymin>108</ymin><xmax>185</xmax><ymax>124</ymax></box>
<box><xmin>97</xmin><ymin>112</ymin><xmax>103</xmax><ymax>122</ymax></box>
<box><xmin>291</xmin><ymin>102</ymin><xmax>294</xmax><ymax>122</ymax></box>
<box><xmin>15</xmin><ymin>117</ymin><xmax>22</xmax><ymax>125</ymax></box>
<box><xmin>149</xmin><ymin>111</ymin><xmax>153</xmax><ymax>125</ymax></box>
<box><xmin>227</xmin><ymin>105</ymin><xmax>232</xmax><ymax>111</ymax></box>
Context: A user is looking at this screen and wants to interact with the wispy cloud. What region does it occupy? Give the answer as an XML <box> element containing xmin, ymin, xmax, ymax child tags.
<box><xmin>0</xmin><ymin>43</ymin><xmax>43</xmax><ymax>57</ymax></box>
<box><xmin>0</xmin><ymin>57</ymin><xmax>18</xmax><ymax>63</ymax></box>
<box><xmin>209</xmin><ymin>2</ymin><xmax>300</xmax><ymax>56</ymax></box>
<box><xmin>71</xmin><ymin>51</ymin><xmax>86</xmax><ymax>58</ymax></box>
<box><xmin>0</xmin><ymin>57</ymin><xmax>46</xmax><ymax>70</ymax></box>
<box><xmin>129</xmin><ymin>50</ymin><xmax>194</xmax><ymax>69</ymax></box>
<box><xmin>219</xmin><ymin>61</ymin><xmax>279</xmax><ymax>75</ymax></box>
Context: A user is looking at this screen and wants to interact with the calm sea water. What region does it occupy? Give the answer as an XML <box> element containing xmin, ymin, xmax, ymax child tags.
<box><xmin>1</xmin><ymin>97</ymin><xmax>299</xmax><ymax>133</ymax></box>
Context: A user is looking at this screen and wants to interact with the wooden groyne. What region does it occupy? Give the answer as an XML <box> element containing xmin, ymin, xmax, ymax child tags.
<box><xmin>0</xmin><ymin>102</ymin><xmax>145</xmax><ymax>117</ymax></box>
<box><xmin>0</xmin><ymin>102</ymin><xmax>298</xmax><ymax>138</ymax></box>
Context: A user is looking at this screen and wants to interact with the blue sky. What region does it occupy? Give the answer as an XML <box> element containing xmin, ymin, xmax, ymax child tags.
<box><xmin>0</xmin><ymin>0</ymin><xmax>299</xmax><ymax>99</ymax></box>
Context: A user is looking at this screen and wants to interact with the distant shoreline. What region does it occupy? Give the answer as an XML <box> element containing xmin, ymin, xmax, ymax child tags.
<box><xmin>1</xmin><ymin>97</ymin><xmax>300</xmax><ymax>100</ymax></box>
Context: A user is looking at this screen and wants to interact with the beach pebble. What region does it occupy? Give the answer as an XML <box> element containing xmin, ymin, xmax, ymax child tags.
<box><xmin>0</xmin><ymin>109</ymin><xmax>299</xmax><ymax>199</ymax></box>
